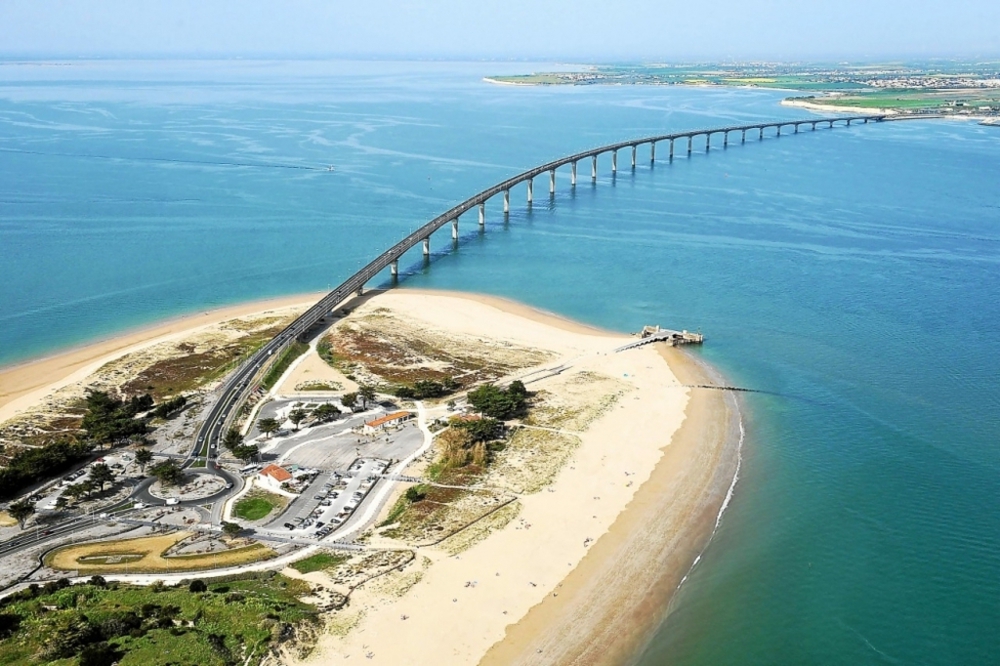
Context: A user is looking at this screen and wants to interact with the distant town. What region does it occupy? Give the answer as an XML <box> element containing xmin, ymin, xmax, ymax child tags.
<box><xmin>486</xmin><ymin>61</ymin><xmax>1000</xmax><ymax>118</ymax></box>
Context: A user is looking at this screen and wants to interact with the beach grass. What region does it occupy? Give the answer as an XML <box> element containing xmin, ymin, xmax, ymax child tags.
<box><xmin>290</xmin><ymin>552</ymin><xmax>350</xmax><ymax>574</ymax></box>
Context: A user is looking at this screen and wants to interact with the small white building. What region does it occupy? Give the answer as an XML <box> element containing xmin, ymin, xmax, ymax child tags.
<box><xmin>363</xmin><ymin>411</ymin><xmax>413</xmax><ymax>434</ymax></box>
<box><xmin>258</xmin><ymin>464</ymin><xmax>292</xmax><ymax>490</ymax></box>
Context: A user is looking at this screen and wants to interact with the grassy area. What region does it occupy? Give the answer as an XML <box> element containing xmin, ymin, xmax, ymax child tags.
<box><xmin>0</xmin><ymin>574</ymin><xmax>317</xmax><ymax>666</ymax></box>
<box><xmin>289</xmin><ymin>552</ymin><xmax>350</xmax><ymax>574</ymax></box>
<box><xmin>121</xmin><ymin>325</ymin><xmax>288</xmax><ymax>400</ymax></box>
<box><xmin>260</xmin><ymin>341</ymin><xmax>309</xmax><ymax>391</ymax></box>
<box><xmin>46</xmin><ymin>532</ymin><xmax>276</xmax><ymax>574</ymax></box>
<box><xmin>234</xmin><ymin>494</ymin><xmax>280</xmax><ymax>521</ymax></box>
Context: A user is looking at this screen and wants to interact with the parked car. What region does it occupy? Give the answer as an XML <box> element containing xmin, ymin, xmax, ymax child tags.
<box><xmin>314</xmin><ymin>494</ymin><xmax>325</xmax><ymax>501</ymax></box>
<box><xmin>165</xmin><ymin>498</ymin><xmax>180</xmax><ymax>506</ymax></box>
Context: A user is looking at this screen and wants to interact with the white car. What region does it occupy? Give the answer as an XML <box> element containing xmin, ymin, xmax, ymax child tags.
<box><xmin>134</xmin><ymin>502</ymin><xmax>146</xmax><ymax>509</ymax></box>
<box><xmin>165</xmin><ymin>498</ymin><xmax>180</xmax><ymax>506</ymax></box>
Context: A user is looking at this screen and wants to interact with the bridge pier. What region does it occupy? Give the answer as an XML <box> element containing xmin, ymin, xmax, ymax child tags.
<box><xmin>650</xmin><ymin>142</ymin><xmax>656</xmax><ymax>162</ymax></box>
<box><xmin>571</xmin><ymin>161</ymin><xmax>577</xmax><ymax>186</ymax></box>
<box><xmin>591</xmin><ymin>155</ymin><xmax>597</xmax><ymax>181</ymax></box>
<box><xmin>527</xmin><ymin>178</ymin><xmax>533</xmax><ymax>203</ymax></box>
<box><xmin>452</xmin><ymin>217</ymin><xmax>459</xmax><ymax>240</ymax></box>
<box><xmin>777</xmin><ymin>125</ymin><xmax>782</xmax><ymax>137</ymax></box>
<box><xmin>812</xmin><ymin>122</ymin><xmax>817</xmax><ymax>130</ymax></box>
<box><xmin>549</xmin><ymin>169</ymin><xmax>556</xmax><ymax>194</ymax></box>
<box><xmin>478</xmin><ymin>202</ymin><xmax>485</xmax><ymax>226</ymax></box>
<box><xmin>741</xmin><ymin>129</ymin><xmax>746</xmax><ymax>143</ymax></box>
<box><xmin>422</xmin><ymin>238</ymin><xmax>430</xmax><ymax>256</ymax></box>
<box><xmin>612</xmin><ymin>150</ymin><xmax>617</xmax><ymax>173</ymax></box>
<box><xmin>846</xmin><ymin>119</ymin><xmax>852</xmax><ymax>126</ymax></box>
<box><xmin>706</xmin><ymin>133</ymin><xmax>711</xmax><ymax>151</ymax></box>
<box><xmin>390</xmin><ymin>260</ymin><xmax>398</xmax><ymax>277</ymax></box>
<box><xmin>828</xmin><ymin>120</ymin><xmax>834</xmax><ymax>128</ymax></box>
<box><xmin>631</xmin><ymin>145</ymin><xmax>636</xmax><ymax>169</ymax></box>
<box><xmin>669</xmin><ymin>139</ymin><xmax>675</xmax><ymax>160</ymax></box>
<box><xmin>687</xmin><ymin>136</ymin><xmax>692</xmax><ymax>155</ymax></box>
<box><xmin>724</xmin><ymin>131</ymin><xmax>728</xmax><ymax>148</ymax></box>
<box><xmin>503</xmin><ymin>189</ymin><xmax>509</xmax><ymax>214</ymax></box>
<box><xmin>759</xmin><ymin>127</ymin><xmax>764</xmax><ymax>140</ymax></box>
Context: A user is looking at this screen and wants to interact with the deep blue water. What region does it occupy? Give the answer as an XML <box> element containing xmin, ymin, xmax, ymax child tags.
<box><xmin>2</xmin><ymin>60</ymin><xmax>999</xmax><ymax>664</ymax></box>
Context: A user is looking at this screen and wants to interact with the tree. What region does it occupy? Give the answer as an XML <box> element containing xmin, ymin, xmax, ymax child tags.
<box><xmin>288</xmin><ymin>408</ymin><xmax>308</xmax><ymax>431</ymax></box>
<box><xmin>79</xmin><ymin>479</ymin><xmax>99</xmax><ymax>499</ymax></box>
<box><xmin>232</xmin><ymin>444</ymin><xmax>259</xmax><ymax>464</ymax></box>
<box><xmin>7</xmin><ymin>499</ymin><xmax>35</xmax><ymax>529</ymax></box>
<box><xmin>467</xmin><ymin>382</ymin><xmax>528</xmax><ymax>420</ymax></box>
<box><xmin>313</xmin><ymin>403</ymin><xmax>341</xmax><ymax>422</ymax></box>
<box><xmin>89</xmin><ymin>463</ymin><xmax>115</xmax><ymax>492</ymax></box>
<box><xmin>149</xmin><ymin>460</ymin><xmax>184</xmax><ymax>487</ymax></box>
<box><xmin>341</xmin><ymin>392</ymin><xmax>358</xmax><ymax>409</ymax></box>
<box><xmin>135</xmin><ymin>448</ymin><xmax>154</xmax><ymax>475</ymax></box>
<box><xmin>188</xmin><ymin>579</ymin><xmax>207</xmax><ymax>593</ymax></box>
<box><xmin>78</xmin><ymin>642</ymin><xmax>122</xmax><ymax>666</ymax></box>
<box><xmin>221</xmin><ymin>521</ymin><xmax>242</xmax><ymax>538</ymax></box>
<box><xmin>222</xmin><ymin>428</ymin><xmax>243</xmax><ymax>451</ymax></box>
<box><xmin>358</xmin><ymin>385</ymin><xmax>377</xmax><ymax>409</ymax></box>
<box><xmin>55</xmin><ymin>496</ymin><xmax>68</xmax><ymax>510</ymax></box>
<box><xmin>258</xmin><ymin>418</ymin><xmax>280</xmax><ymax>439</ymax></box>
<box><xmin>64</xmin><ymin>483</ymin><xmax>87</xmax><ymax>504</ymax></box>
<box><xmin>453</xmin><ymin>417</ymin><xmax>504</xmax><ymax>443</ymax></box>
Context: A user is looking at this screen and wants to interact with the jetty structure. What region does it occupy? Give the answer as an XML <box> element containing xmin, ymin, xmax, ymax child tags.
<box><xmin>193</xmin><ymin>115</ymin><xmax>886</xmax><ymax>460</ymax></box>
<box><xmin>615</xmin><ymin>326</ymin><xmax>705</xmax><ymax>353</ymax></box>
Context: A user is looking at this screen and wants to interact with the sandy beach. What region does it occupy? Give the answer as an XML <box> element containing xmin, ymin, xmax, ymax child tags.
<box><xmin>279</xmin><ymin>289</ymin><xmax>740</xmax><ymax>666</ymax></box>
<box><xmin>0</xmin><ymin>292</ymin><xmax>323</xmax><ymax>425</ymax></box>
<box><xmin>0</xmin><ymin>288</ymin><xmax>739</xmax><ymax>665</ymax></box>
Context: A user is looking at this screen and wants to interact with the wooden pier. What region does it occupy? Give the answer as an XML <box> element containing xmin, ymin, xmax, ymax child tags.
<box><xmin>615</xmin><ymin>325</ymin><xmax>704</xmax><ymax>353</ymax></box>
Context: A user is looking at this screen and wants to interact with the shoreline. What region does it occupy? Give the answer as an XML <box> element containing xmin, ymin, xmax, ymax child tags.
<box><xmin>0</xmin><ymin>291</ymin><xmax>324</xmax><ymax>424</ymax></box>
<box><xmin>0</xmin><ymin>287</ymin><xmax>740</xmax><ymax>666</ymax></box>
<box><xmin>478</xmin><ymin>346</ymin><xmax>742</xmax><ymax>665</ymax></box>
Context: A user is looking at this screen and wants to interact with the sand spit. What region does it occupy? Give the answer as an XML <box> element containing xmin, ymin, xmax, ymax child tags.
<box><xmin>1</xmin><ymin>287</ymin><xmax>737</xmax><ymax>665</ymax></box>
<box><xmin>289</xmin><ymin>290</ymin><xmax>736</xmax><ymax>666</ymax></box>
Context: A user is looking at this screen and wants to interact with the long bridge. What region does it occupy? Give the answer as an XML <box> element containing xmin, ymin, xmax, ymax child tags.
<box><xmin>194</xmin><ymin>114</ymin><xmax>886</xmax><ymax>456</ymax></box>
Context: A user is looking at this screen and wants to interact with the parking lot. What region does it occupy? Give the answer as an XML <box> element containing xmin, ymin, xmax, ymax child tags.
<box><xmin>259</xmin><ymin>458</ymin><xmax>389</xmax><ymax>539</ymax></box>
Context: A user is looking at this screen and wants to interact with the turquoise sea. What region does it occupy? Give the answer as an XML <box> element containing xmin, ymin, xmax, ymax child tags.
<box><xmin>2</xmin><ymin>60</ymin><xmax>999</xmax><ymax>664</ymax></box>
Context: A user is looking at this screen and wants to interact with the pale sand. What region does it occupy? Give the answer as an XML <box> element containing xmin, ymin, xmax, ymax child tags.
<box><xmin>291</xmin><ymin>290</ymin><xmax>738</xmax><ymax>666</ymax></box>
<box><xmin>780</xmin><ymin>98</ymin><xmax>896</xmax><ymax>115</ymax></box>
<box><xmin>1</xmin><ymin>287</ymin><xmax>737</xmax><ymax>665</ymax></box>
<box><xmin>0</xmin><ymin>292</ymin><xmax>324</xmax><ymax>424</ymax></box>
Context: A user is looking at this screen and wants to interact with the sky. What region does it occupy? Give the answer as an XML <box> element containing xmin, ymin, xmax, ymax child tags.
<box><xmin>1</xmin><ymin>0</ymin><xmax>998</xmax><ymax>61</ymax></box>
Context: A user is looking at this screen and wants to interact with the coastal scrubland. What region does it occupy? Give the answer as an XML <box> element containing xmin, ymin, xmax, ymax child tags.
<box><xmin>0</xmin><ymin>573</ymin><xmax>317</xmax><ymax>666</ymax></box>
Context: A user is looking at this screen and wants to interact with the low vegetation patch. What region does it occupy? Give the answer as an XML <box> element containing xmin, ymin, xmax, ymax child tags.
<box><xmin>289</xmin><ymin>552</ymin><xmax>350</xmax><ymax>574</ymax></box>
<box><xmin>46</xmin><ymin>532</ymin><xmax>276</xmax><ymax>574</ymax></box>
<box><xmin>260</xmin><ymin>341</ymin><xmax>309</xmax><ymax>390</ymax></box>
<box><xmin>0</xmin><ymin>574</ymin><xmax>317</xmax><ymax>666</ymax></box>
<box><xmin>234</xmin><ymin>490</ymin><xmax>287</xmax><ymax>522</ymax></box>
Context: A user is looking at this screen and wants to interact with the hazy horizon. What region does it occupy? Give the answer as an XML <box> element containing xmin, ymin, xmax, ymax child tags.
<box><xmin>2</xmin><ymin>0</ymin><xmax>998</xmax><ymax>62</ymax></box>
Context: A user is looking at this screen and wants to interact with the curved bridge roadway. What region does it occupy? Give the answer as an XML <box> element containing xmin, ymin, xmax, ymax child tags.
<box><xmin>195</xmin><ymin>114</ymin><xmax>886</xmax><ymax>457</ymax></box>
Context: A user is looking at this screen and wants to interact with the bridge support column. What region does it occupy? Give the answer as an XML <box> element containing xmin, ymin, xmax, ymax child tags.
<box><xmin>650</xmin><ymin>142</ymin><xmax>656</xmax><ymax>162</ymax></box>
<box><xmin>571</xmin><ymin>161</ymin><xmax>577</xmax><ymax>186</ymax></box>
<box><xmin>527</xmin><ymin>179</ymin><xmax>533</xmax><ymax>203</ymax></box>
<box><xmin>452</xmin><ymin>217</ymin><xmax>459</xmax><ymax>240</ymax></box>
<box><xmin>741</xmin><ymin>129</ymin><xmax>746</xmax><ymax>143</ymax></box>
<box><xmin>829</xmin><ymin>120</ymin><xmax>834</xmax><ymax>128</ymax></box>
<box><xmin>846</xmin><ymin>119</ymin><xmax>852</xmax><ymax>126</ymax></box>
<box><xmin>591</xmin><ymin>155</ymin><xmax>597</xmax><ymax>181</ymax></box>
<box><xmin>390</xmin><ymin>260</ymin><xmax>398</xmax><ymax>277</ymax></box>
<box><xmin>422</xmin><ymin>238</ymin><xmax>430</xmax><ymax>256</ymax></box>
<box><xmin>706</xmin><ymin>134</ymin><xmax>711</xmax><ymax>150</ymax></box>
<box><xmin>724</xmin><ymin>131</ymin><xmax>728</xmax><ymax>148</ymax></box>
<box><xmin>794</xmin><ymin>124</ymin><xmax>799</xmax><ymax>133</ymax></box>
<box><xmin>777</xmin><ymin>125</ymin><xmax>782</xmax><ymax>137</ymax></box>
<box><xmin>812</xmin><ymin>122</ymin><xmax>817</xmax><ymax>130</ymax></box>
<box><xmin>687</xmin><ymin>136</ymin><xmax>692</xmax><ymax>155</ymax></box>
<box><xmin>478</xmin><ymin>203</ymin><xmax>485</xmax><ymax>226</ymax></box>
<box><xmin>631</xmin><ymin>145</ymin><xmax>636</xmax><ymax>169</ymax></box>
<box><xmin>612</xmin><ymin>150</ymin><xmax>617</xmax><ymax>173</ymax></box>
<box><xmin>503</xmin><ymin>189</ymin><xmax>509</xmax><ymax>214</ymax></box>
<box><xmin>669</xmin><ymin>139</ymin><xmax>674</xmax><ymax>160</ymax></box>
<box><xmin>549</xmin><ymin>169</ymin><xmax>556</xmax><ymax>194</ymax></box>
<box><xmin>759</xmin><ymin>127</ymin><xmax>764</xmax><ymax>140</ymax></box>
